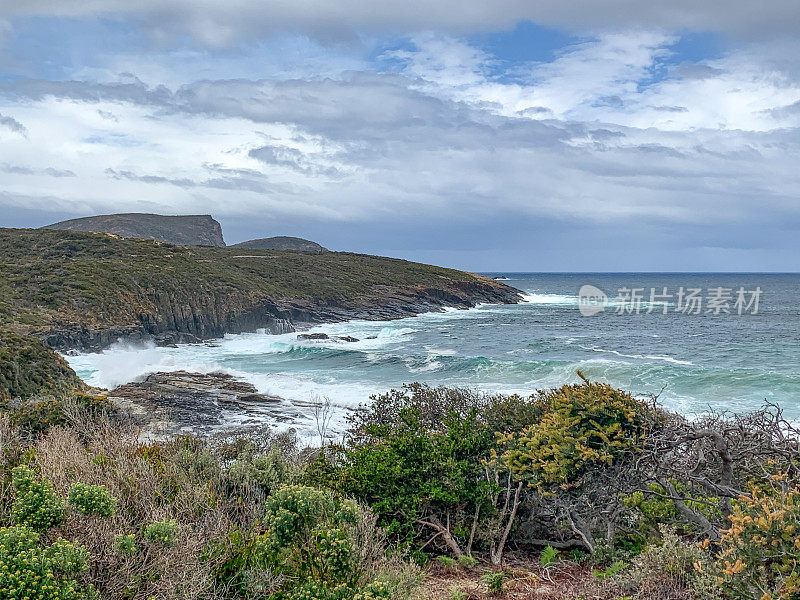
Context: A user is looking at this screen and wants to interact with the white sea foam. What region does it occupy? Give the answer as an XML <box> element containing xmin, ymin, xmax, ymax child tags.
<box><xmin>520</xmin><ymin>292</ymin><xmax>578</xmax><ymax>305</ymax></box>
<box><xmin>583</xmin><ymin>346</ymin><xmax>693</xmax><ymax>366</ymax></box>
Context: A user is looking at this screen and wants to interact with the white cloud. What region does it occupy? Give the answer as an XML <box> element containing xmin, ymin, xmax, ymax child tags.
<box><xmin>386</xmin><ymin>33</ymin><xmax>800</xmax><ymax>131</ymax></box>
<box><xmin>1</xmin><ymin>44</ymin><xmax>799</xmax><ymax>233</ymax></box>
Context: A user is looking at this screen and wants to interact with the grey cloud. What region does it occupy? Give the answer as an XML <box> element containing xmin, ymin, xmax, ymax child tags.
<box><xmin>1</xmin><ymin>163</ymin><xmax>75</xmax><ymax>177</ymax></box>
<box><xmin>671</xmin><ymin>63</ymin><xmax>727</xmax><ymax>80</ymax></box>
<box><xmin>767</xmin><ymin>99</ymin><xmax>800</xmax><ymax>119</ymax></box>
<box><xmin>651</xmin><ymin>105</ymin><xmax>688</xmax><ymax>112</ymax></box>
<box><xmin>517</xmin><ymin>106</ymin><xmax>552</xmax><ymax>116</ymax></box>
<box><xmin>105</xmin><ymin>167</ymin><xmax>290</xmax><ymax>195</ymax></box>
<box><xmin>0</xmin><ymin>79</ymin><xmax>172</xmax><ymax>106</ymax></box>
<box><xmin>2</xmin><ymin>0</ymin><xmax>800</xmax><ymax>43</ymax></box>
<box><xmin>0</xmin><ymin>112</ymin><xmax>27</xmax><ymax>135</ymax></box>
<box><xmin>248</xmin><ymin>144</ymin><xmax>346</xmax><ymax>178</ymax></box>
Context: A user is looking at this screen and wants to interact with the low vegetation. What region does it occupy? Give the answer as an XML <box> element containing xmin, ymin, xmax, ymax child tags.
<box><xmin>1</xmin><ymin>374</ymin><xmax>798</xmax><ymax>599</ymax></box>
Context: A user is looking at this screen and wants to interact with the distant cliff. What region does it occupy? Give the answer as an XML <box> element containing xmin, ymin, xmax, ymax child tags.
<box><xmin>0</xmin><ymin>228</ymin><xmax>521</xmax><ymax>353</ymax></box>
<box><xmin>232</xmin><ymin>236</ymin><xmax>328</xmax><ymax>252</ymax></box>
<box><xmin>42</xmin><ymin>213</ymin><xmax>226</xmax><ymax>247</ymax></box>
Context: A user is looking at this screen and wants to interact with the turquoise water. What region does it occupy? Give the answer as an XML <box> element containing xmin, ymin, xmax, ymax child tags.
<box><xmin>67</xmin><ymin>273</ymin><xmax>800</xmax><ymax>436</ymax></box>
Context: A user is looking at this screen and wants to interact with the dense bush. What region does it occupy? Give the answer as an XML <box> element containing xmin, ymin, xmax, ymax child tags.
<box><xmin>235</xmin><ymin>485</ymin><xmax>409</xmax><ymax>599</ymax></box>
<box><xmin>313</xmin><ymin>384</ymin><xmax>532</xmax><ymax>561</ymax></box>
<box><xmin>68</xmin><ymin>483</ymin><xmax>117</xmax><ymax>517</ymax></box>
<box><xmin>0</xmin><ymin>526</ymin><xmax>93</xmax><ymax>600</ymax></box>
<box><xmin>11</xmin><ymin>465</ymin><xmax>64</xmax><ymax>531</ymax></box>
<box><xmin>0</xmin><ymin>331</ymin><xmax>85</xmax><ymax>401</ymax></box>
<box><xmin>498</xmin><ymin>374</ymin><xmax>651</xmax><ymax>488</ymax></box>
<box><xmin>142</xmin><ymin>518</ymin><xmax>179</xmax><ymax>547</ymax></box>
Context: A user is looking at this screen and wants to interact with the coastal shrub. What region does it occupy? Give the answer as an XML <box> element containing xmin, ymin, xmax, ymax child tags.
<box><xmin>227</xmin><ymin>446</ymin><xmax>295</xmax><ymax>494</ymax></box>
<box><xmin>142</xmin><ymin>518</ymin><xmax>179</xmax><ymax>547</ymax></box>
<box><xmin>4</xmin><ymin>394</ymin><xmax>112</xmax><ymax>436</ymax></box>
<box><xmin>11</xmin><ymin>465</ymin><xmax>64</xmax><ymax>531</ymax></box>
<box><xmin>113</xmin><ymin>533</ymin><xmax>138</xmax><ymax>556</ymax></box>
<box><xmin>495</xmin><ymin>376</ymin><xmax>653</xmax><ymax>553</ymax></box>
<box><xmin>624</xmin><ymin>483</ymin><xmax>722</xmax><ymax>539</ymax></box>
<box><xmin>0</xmin><ymin>525</ymin><xmax>94</xmax><ymax>600</ymax></box>
<box><xmin>250</xmin><ymin>485</ymin><xmax>403</xmax><ymax>599</ymax></box>
<box><xmin>312</xmin><ymin>384</ymin><xmax>501</xmax><ymax>558</ymax></box>
<box><xmin>699</xmin><ymin>476</ymin><xmax>800</xmax><ymax>600</ymax></box>
<box><xmin>619</xmin><ymin>527</ymin><xmax>716</xmax><ymax>600</ymax></box>
<box><xmin>68</xmin><ymin>482</ymin><xmax>117</xmax><ymax>517</ymax></box>
<box><xmin>498</xmin><ymin>374</ymin><xmax>650</xmax><ymax>489</ymax></box>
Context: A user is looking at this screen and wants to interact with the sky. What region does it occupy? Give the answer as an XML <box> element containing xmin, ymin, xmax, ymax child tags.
<box><xmin>0</xmin><ymin>2</ymin><xmax>799</xmax><ymax>271</ymax></box>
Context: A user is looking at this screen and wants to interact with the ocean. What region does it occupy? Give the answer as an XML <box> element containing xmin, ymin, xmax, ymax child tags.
<box><xmin>66</xmin><ymin>273</ymin><xmax>800</xmax><ymax>440</ymax></box>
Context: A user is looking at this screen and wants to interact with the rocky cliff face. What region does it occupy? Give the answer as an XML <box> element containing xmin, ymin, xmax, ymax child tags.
<box><xmin>42</xmin><ymin>213</ymin><xmax>226</xmax><ymax>247</ymax></box>
<box><xmin>41</xmin><ymin>279</ymin><xmax>518</xmax><ymax>352</ymax></box>
<box><xmin>232</xmin><ymin>236</ymin><xmax>328</xmax><ymax>252</ymax></box>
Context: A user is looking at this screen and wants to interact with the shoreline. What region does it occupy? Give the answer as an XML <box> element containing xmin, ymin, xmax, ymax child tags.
<box><xmin>42</xmin><ymin>284</ymin><xmax>523</xmax><ymax>354</ymax></box>
<box><xmin>65</xmin><ymin>299</ymin><xmax>528</xmax><ymax>439</ymax></box>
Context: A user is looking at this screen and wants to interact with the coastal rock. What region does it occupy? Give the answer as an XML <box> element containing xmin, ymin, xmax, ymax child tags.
<box><xmin>298</xmin><ymin>333</ymin><xmax>330</xmax><ymax>340</ymax></box>
<box><xmin>335</xmin><ymin>336</ymin><xmax>359</xmax><ymax>343</ymax></box>
<box><xmin>108</xmin><ymin>371</ymin><xmax>299</xmax><ymax>438</ymax></box>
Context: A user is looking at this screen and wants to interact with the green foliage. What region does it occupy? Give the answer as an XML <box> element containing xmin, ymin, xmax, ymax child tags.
<box><xmin>457</xmin><ymin>555</ymin><xmax>479</xmax><ymax>569</ymax></box>
<box><xmin>112</xmin><ymin>534</ymin><xmax>138</xmax><ymax>556</ymax></box>
<box><xmin>623</xmin><ymin>527</ymin><xmax>715</xmax><ymax>599</ymax></box>
<box><xmin>251</xmin><ymin>485</ymin><xmax>394</xmax><ymax>600</ymax></box>
<box><xmin>593</xmin><ymin>560</ymin><xmax>627</xmax><ymax>579</ymax></box>
<box><xmin>624</xmin><ymin>483</ymin><xmax>721</xmax><ymax>537</ymax></box>
<box><xmin>261</xmin><ymin>486</ymin><xmax>358</xmax><ymax>581</ymax></box>
<box><xmin>539</xmin><ymin>545</ymin><xmax>559</xmax><ymax>566</ymax></box>
<box><xmin>0</xmin><ymin>526</ymin><xmax>94</xmax><ymax>600</ymax></box>
<box><xmin>312</xmin><ymin>384</ymin><xmax>502</xmax><ymax>555</ymax></box>
<box><xmin>480</xmin><ymin>571</ymin><xmax>506</xmax><ymax>594</ymax></box>
<box><xmin>68</xmin><ymin>483</ymin><xmax>117</xmax><ymax>517</ymax></box>
<box><xmin>450</xmin><ymin>590</ymin><xmax>469</xmax><ymax>600</ymax></box>
<box><xmin>437</xmin><ymin>556</ymin><xmax>458</xmax><ymax>568</ymax></box>
<box><xmin>499</xmin><ymin>376</ymin><xmax>650</xmax><ymax>489</ymax></box>
<box><xmin>11</xmin><ymin>465</ymin><xmax>64</xmax><ymax>531</ymax></box>
<box><xmin>142</xmin><ymin>519</ymin><xmax>178</xmax><ymax>547</ymax></box>
<box><xmin>42</xmin><ymin>538</ymin><xmax>91</xmax><ymax>574</ymax></box>
<box><xmin>227</xmin><ymin>446</ymin><xmax>295</xmax><ymax>494</ymax></box>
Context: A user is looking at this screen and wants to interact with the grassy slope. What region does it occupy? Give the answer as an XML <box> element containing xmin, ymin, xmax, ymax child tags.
<box><xmin>0</xmin><ymin>227</ymin><xmax>513</xmax><ymax>334</ymax></box>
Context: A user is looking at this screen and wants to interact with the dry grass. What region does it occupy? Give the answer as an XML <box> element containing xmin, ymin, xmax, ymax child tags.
<box><xmin>411</xmin><ymin>557</ymin><xmax>623</xmax><ymax>600</ymax></box>
<box><xmin>16</xmin><ymin>418</ymin><xmax>248</xmax><ymax>599</ymax></box>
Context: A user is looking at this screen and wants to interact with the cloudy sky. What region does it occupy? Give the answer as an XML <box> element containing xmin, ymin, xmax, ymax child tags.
<box><xmin>1</xmin><ymin>2</ymin><xmax>799</xmax><ymax>271</ymax></box>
